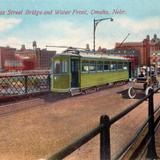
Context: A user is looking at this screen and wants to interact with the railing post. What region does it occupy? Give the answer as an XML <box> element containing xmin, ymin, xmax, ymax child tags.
<box><xmin>24</xmin><ymin>75</ymin><xmax>28</xmax><ymax>94</ymax></box>
<box><xmin>100</xmin><ymin>115</ymin><xmax>111</xmax><ymax>160</ymax></box>
<box><xmin>147</xmin><ymin>88</ymin><xmax>157</xmax><ymax>159</ymax></box>
<box><xmin>47</xmin><ymin>74</ymin><xmax>51</xmax><ymax>90</ymax></box>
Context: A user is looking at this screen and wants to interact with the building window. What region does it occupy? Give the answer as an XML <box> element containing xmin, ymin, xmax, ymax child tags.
<box><xmin>53</xmin><ymin>60</ymin><xmax>68</xmax><ymax>74</ymax></box>
<box><xmin>96</xmin><ymin>61</ymin><xmax>103</xmax><ymax>72</ymax></box>
<box><xmin>89</xmin><ymin>61</ymin><xmax>96</xmax><ymax>72</ymax></box>
<box><xmin>82</xmin><ymin>60</ymin><xmax>89</xmax><ymax>73</ymax></box>
<box><xmin>104</xmin><ymin>61</ymin><xmax>110</xmax><ymax>71</ymax></box>
<box><xmin>54</xmin><ymin>60</ymin><xmax>61</xmax><ymax>74</ymax></box>
<box><xmin>123</xmin><ymin>62</ymin><xmax>128</xmax><ymax>70</ymax></box>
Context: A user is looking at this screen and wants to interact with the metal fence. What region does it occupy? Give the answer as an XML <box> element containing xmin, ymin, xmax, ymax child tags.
<box><xmin>0</xmin><ymin>73</ymin><xmax>50</xmax><ymax>98</ymax></box>
<box><xmin>48</xmin><ymin>88</ymin><xmax>160</xmax><ymax>160</ymax></box>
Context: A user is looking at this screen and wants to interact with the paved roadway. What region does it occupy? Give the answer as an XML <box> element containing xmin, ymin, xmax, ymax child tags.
<box><xmin>0</xmin><ymin>84</ymin><xmax>159</xmax><ymax>160</ymax></box>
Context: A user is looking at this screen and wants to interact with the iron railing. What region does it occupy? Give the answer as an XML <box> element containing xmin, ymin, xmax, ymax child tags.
<box><xmin>48</xmin><ymin>88</ymin><xmax>160</xmax><ymax>160</ymax></box>
<box><xmin>0</xmin><ymin>73</ymin><xmax>51</xmax><ymax>98</ymax></box>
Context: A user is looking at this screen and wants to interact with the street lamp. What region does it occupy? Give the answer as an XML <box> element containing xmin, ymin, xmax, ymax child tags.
<box><xmin>93</xmin><ymin>18</ymin><xmax>114</xmax><ymax>51</ymax></box>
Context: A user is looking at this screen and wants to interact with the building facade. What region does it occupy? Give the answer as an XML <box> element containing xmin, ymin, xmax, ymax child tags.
<box><xmin>107</xmin><ymin>49</ymin><xmax>139</xmax><ymax>77</ymax></box>
<box><xmin>0</xmin><ymin>45</ymin><xmax>56</xmax><ymax>72</ymax></box>
<box><xmin>16</xmin><ymin>49</ymin><xmax>38</xmax><ymax>69</ymax></box>
<box><xmin>0</xmin><ymin>47</ymin><xmax>16</xmax><ymax>72</ymax></box>
<box><xmin>150</xmin><ymin>51</ymin><xmax>160</xmax><ymax>71</ymax></box>
<box><xmin>15</xmin><ymin>48</ymin><xmax>56</xmax><ymax>70</ymax></box>
<box><xmin>115</xmin><ymin>34</ymin><xmax>160</xmax><ymax>66</ymax></box>
<box><xmin>36</xmin><ymin>49</ymin><xmax>56</xmax><ymax>69</ymax></box>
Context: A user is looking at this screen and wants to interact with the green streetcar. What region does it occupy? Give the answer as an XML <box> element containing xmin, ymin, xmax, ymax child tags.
<box><xmin>51</xmin><ymin>49</ymin><xmax>131</xmax><ymax>95</ymax></box>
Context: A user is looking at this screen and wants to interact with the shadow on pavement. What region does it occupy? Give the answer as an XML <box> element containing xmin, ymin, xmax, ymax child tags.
<box><xmin>41</xmin><ymin>92</ymin><xmax>71</xmax><ymax>103</ymax></box>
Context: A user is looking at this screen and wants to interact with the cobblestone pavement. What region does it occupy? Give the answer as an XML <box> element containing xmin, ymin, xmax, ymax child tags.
<box><xmin>0</xmin><ymin>84</ymin><xmax>159</xmax><ymax>160</ymax></box>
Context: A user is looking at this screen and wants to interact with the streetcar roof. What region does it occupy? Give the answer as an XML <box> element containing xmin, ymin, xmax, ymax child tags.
<box><xmin>55</xmin><ymin>50</ymin><xmax>129</xmax><ymax>61</ymax></box>
<box><xmin>79</xmin><ymin>52</ymin><xmax>128</xmax><ymax>60</ymax></box>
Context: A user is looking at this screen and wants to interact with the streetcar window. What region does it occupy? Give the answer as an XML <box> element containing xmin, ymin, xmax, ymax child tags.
<box><xmin>61</xmin><ymin>60</ymin><xmax>68</xmax><ymax>73</ymax></box>
<box><xmin>110</xmin><ymin>62</ymin><xmax>117</xmax><ymax>71</ymax></box>
<box><xmin>96</xmin><ymin>61</ymin><xmax>103</xmax><ymax>72</ymax></box>
<box><xmin>123</xmin><ymin>62</ymin><xmax>128</xmax><ymax>70</ymax></box>
<box><xmin>54</xmin><ymin>60</ymin><xmax>61</xmax><ymax>74</ymax></box>
<box><xmin>82</xmin><ymin>60</ymin><xmax>89</xmax><ymax>72</ymax></box>
<box><xmin>53</xmin><ymin>60</ymin><xmax>68</xmax><ymax>74</ymax></box>
<box><xmin>104</xmin><ymin>61</ymin><xmax>110</xmax><ymax>71</ymax></box>
<box><xmin>89</xmin><ymin>61</ymin><xmax>96</xmax><ymax>72</ymax></box>
<box><xmin>117</xmin><ymin>62</ymin><xmax>123</xmax><ymax>70</ymax></box>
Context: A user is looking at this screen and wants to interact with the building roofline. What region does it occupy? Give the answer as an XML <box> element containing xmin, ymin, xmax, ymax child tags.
<box><xmin>0</xmin><ymin>46</ymin><xmax>16</xmax><ymax>50</ymax></box>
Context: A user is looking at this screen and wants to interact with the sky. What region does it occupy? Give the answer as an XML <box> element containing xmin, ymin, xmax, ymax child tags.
<box><xmin>0</xmin><ymin>0</ymin><xmax>160</xmax><ymax>51</ymax></box>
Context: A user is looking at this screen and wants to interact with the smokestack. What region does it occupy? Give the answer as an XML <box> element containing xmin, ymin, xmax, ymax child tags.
<box><xmin>146</xmin><ymin>35</ymin><xmax>150</xmax><ymax>41</ymax></box>
<box><xmin>154</xmin><ymin>34</ymin><xmax>157</xmax><ymax>40</ymax></box>
<box><xmin>33</xmin><ymin>41</ymin><xmax>37</xmax><ymax>50</ymax></box>
<box><xmin>86</xmin><ymin>44</ymin><xmax>90</xmax><ymax>50</ymax></box>
<box><xmin>21</xmin><ymin>44</ymin><xmax>26</xmax><ymax>51</ymax></box>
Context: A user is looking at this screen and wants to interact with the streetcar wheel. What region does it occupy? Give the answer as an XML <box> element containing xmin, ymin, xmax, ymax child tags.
<box><xmin>145</xmin><ymin>86</ymin><xmax>153</xmax><ymax>96</ymax></box>
<box><xmin>128</xmin><ymin>87</ymin><xmax>136</xmax><ymax>99</ymax></box>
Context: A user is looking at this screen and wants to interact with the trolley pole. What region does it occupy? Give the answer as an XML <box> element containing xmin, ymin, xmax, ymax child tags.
<box><xmin>147</xmin><ymin>89</ymin><xmax>157</xmax><ymax>159</ymax></box>
<box><xmin>100</xmin><ymin>115</ymin><xmax>111</xmax><ymax>160</ymax></box>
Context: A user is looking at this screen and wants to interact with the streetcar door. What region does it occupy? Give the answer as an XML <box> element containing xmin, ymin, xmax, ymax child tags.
<box><xmin>71</xmin><ymin>59</ymin><xmax>79</xmax><ymax>87</ymax></box>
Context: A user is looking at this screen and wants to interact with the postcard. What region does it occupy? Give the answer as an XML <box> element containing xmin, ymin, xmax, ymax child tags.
<box><xmin>0</xmin><ymin>0</ymin><xmax>160</xmax><ymax>160</ymax></box>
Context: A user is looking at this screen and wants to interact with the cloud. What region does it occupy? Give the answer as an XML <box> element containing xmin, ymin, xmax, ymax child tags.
<box><xmin>6</xmin><ymin>37</ymin><xmax>22</xmax><ymax>46</ymax></box>
<box><xmin>40</xmin><ymin>20</ymin><xmax>93</xmax><ymax>50</ymax></box>
<box><xmin>42</xmin><ymin>20</ymin><xmax>92</xmax><ymax>40</ymax></box>
<box><xmin>0</xmin><ymin>18</ymin><xmax>22</xmax><ymax>32</ymax></box>
<box><xmin>40</xmin><ymin>17</ymin><xmax>160</xmax><ymax>50</ymax></box>
<box><xmin>116</xmin><ymin>17</ymin><xmax>160</xmax><ymax>33</ymax></box>
<box><xmin>94</xmin><ymin>16</ymin><xmax>160</xmax><ymax>48</ymax></box>
<box><xmin>2</xmin><ymin>16</ymin><xmax>160</xmax><ymax>51</ymax></box>
<box><xmin>0</xmin><ymin>37</ymin><xmax>23</xmax><ymax>49</ymax></box>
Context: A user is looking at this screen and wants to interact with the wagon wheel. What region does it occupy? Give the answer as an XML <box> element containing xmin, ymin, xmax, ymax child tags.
<box><xmin>145</xmin><ymin>86</ymin><xmax>153</xmax><ymax>96</ymax></box>
<box><xmin>128</xmin><ymin>87</ymin><xmax>136</xmax><ymax>99</ymax></box>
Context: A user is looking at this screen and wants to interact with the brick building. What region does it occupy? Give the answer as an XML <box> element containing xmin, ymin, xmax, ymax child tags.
<box><xmin>16</xmin><ymin>48</ymin><xmax>56</xmax><ymax>70</ymax></box>
<box><xmin>150</xmin><ymin>51</ymin><xmax>160</xmax><ymax>69</ymax></box>
<box><xmin>0</xmin><ymin>43</ymin><xmax>56</xmax><ymax>72</ymax></box>
<box><xmin>115</xmin><ymin>34</ymin><xmax>160</xmax><ymax>66</ymax></box>
<box><xmin>107</xmin><ymin>49</ymin><xmax>139</xmax><ymax>77</ymax></box>
<box><xmin>0</xmin><ymin>46</ymin><xmax>16</xmax><ymax>72</ymax></box>
<box><xmin>150</xmin><ymin>34</ymin><xmax>160</xmax><ymax>52</ymax></box>
<box><xmin>16</xmin><ymin>49</ymin><xmax>38</xmax><ymax>68</ymax></box>
<box><xmin>36</xmin><ymin>49</ymin><xmax>56</xmax><ymax>69</ymax></box>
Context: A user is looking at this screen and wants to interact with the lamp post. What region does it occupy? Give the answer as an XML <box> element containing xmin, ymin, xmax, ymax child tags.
<box><xmin>93</xmin><ymin>18</ymin><xmax>113</xmax><ymax>51</ymax></box>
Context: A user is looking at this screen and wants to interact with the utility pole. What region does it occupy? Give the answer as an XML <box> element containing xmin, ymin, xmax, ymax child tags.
<box><xmin>93</xmin><ymin>18</ymin><xmax>113</xmax><ymax>51</ymax></box>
